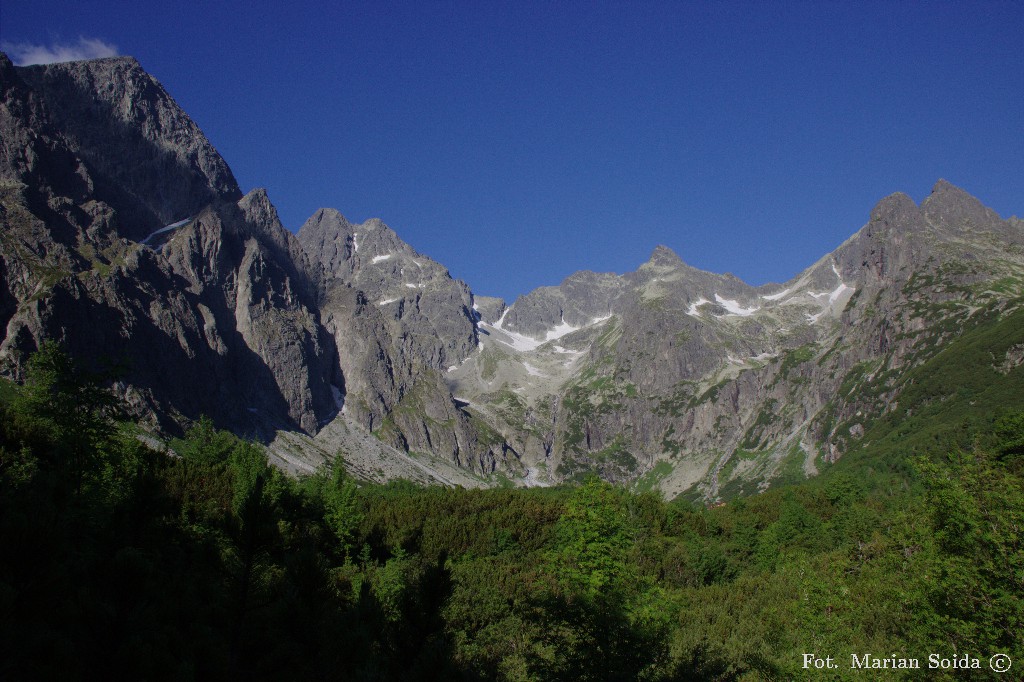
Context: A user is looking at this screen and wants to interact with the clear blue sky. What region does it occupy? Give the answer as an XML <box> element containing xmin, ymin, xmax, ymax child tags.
<box><xmin>3</xmin><ymin>1</ymin><xmax>1022</xmax><ymax>302</ymax></box>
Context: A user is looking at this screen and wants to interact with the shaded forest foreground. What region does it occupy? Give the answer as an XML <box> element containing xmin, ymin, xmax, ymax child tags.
<box><xmin>1</xmin><ymin>344</ymin><xmax>1022</xmax><ymax>680</ymax></box>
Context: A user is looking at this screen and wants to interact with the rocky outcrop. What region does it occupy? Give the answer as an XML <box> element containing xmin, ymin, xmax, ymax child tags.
<box><xmin>442</xmin><ymin>181</ymin><xmax>1024</xmax><ymax>497</ymax></box>
<box><xmin>298</xmin><ymin>207</ymin><xmax>515</xmax><ymax>472</ymax></box>
<box><xmin>4</xmin><ymin>51</ymin><xmax>1022</xmax><ymax>497</ymax></box>
<box><xmin>16</xmin><ymin>56</ymin><xmax>241</xmax><ymax>240</ymax></box>
<box><xmin>0</xmin><ymin>53</ymin><xmax>334</xmax><ymax>437</ymax></box>
<box><xmin>298</xmin><ymin>208</ymin><xmax>478</xmax><ymax>369</ymax></box>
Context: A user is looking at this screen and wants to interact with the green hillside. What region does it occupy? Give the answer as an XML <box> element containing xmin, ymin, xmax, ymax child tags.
<box><xmin>1</xmin><ymin>339</ymin><xmax>1021</xmax><ymax>680</ymax></box>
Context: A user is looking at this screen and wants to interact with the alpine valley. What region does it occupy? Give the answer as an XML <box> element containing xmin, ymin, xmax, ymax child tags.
<box><xmin>2</xmin><ymin>53</ymin><xmax>1023</xmax><ymax>502</ymax></box>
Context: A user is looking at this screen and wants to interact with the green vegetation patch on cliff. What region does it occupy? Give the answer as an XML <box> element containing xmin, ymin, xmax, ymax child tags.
<box><xmin>835</xmin><ymin>303</ymin><xmax>1024</xmax><ymax>478</ymax></box>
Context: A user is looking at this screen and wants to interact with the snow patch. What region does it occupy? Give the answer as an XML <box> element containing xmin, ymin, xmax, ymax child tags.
<box><xmin>404</xmin><ymin>282</ymin><xmax>424</xmax><ymax>289</ymax></box>
<box><xmin>141</xmin><ymin>218</ymin><xmax>190</xmax><ymax>246</ymax></box>
<box><xmin>806</xmin><ymin>263</ymin><xmax>855</xmax><ymax>322</ymax></box>
<box><xmin>494</xmin><ymin>307</ymin><xmax>511</xmax><ymax>329</ymax></box>
<box><xmin>523</xmin><ymin>362</ymin><xmax>546</xmax><ymax>377</ymax></box>
<box><xmin>553</xmin><ymin>345</ymin><xmax>581</xmax><ymax>355</ymax></box>
<box><xmin>371</xmin><ymin>254</ymin><xmax>392</xmax><ymax>263</ymax></box>
<box><xmin>829</xmin><ymin>282</ymin><xmax>854</xmax><ymax>304</ymax></box>
<box><xmin>487</xmin><ymin>325</ymin><xmax>544</xmax><ymax>352</ymax></box>
<box><xmin>378</xmin><ymin>298</ymin><xmax>399</xmax><ymax>305</ymax></box>
<box><xmin>483</xmin><ymin>311</ymin><xmax>608</xmax><ymax>352</ymax></box>
<box><xmin>687</xmin><ymin>297</ymin><xmax>709</xmax><ymax>317</ymax></box>
<box><xmin>761</xmin><ymin>287</ymin><xmax>792</xmax><ymax>301</ymax></box>
<box><xmin>714</xmin><ymin>294</ymin><xmax>760</xmax><ymax>317</ymax></box>
<box><xmin>544</xmin><ymin>317</ymin><xmax>580</xmax><ymax>343</ymax></box>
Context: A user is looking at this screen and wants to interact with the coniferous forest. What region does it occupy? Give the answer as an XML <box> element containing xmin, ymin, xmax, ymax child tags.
<box><xmin>3</xmin><ymin>5</ymin><xmax>1024</xmax><ymax>679</ymax></box>
<box><xmin>1</xmin><ymin>341</ymin><xmax>1022</xmax><ymax>681</ymax></box>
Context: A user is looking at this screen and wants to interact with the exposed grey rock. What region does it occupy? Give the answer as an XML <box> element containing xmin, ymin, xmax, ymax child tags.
<box><xmin>471</xmin><ymin>295</ymin><xmax>506</xmax><ymax>324</ymax></box>
<box><xmin>1</xmin><ymin>52</ymin><xmax>334</xmax><ymax>438</ymax></box>
<box><xmin>296</xmin><ymin>206</ymin><xmax>515</xmax><ymax>474</ymax></box>
<box><xmin>4</xmin><ymin>51</ymin><xmax>1023</xmax><ymax>500</ymax></box>
<box><xmin>443</xmin><ymin>181</ymin><xmax>1024</xmax><ymax>498</ymax></box>
<box><xmin>268</xmin><ymin>411</ymin><xmax>490</xmax><ymax>489</ymax></box>
<box><xmin>298</xmin><ymin>208</ymin><xmax>478</xmax><ymax>369</ymax></box>
<box><xmin>16</xmin><ymin>56</ymin><xmax>241</xmax><ymax>240</ymax></box>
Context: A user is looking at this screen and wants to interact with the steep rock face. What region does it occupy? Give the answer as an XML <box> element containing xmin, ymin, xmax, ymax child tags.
<box><xmin>298</xmin><ymin>208</ymin><xmax>478</xmax><ymax>369</ymax></box>
<box><xmin>809</xmin><ymin>180</ymin><xmax>1024</xmax><ymax>462</ymax></box>
<box><xmin>0</xmin><ymin>55</ymin><xmax>96</xmax><ymax>222</ymax></box>
<box><xmin>16</xmin><ymin>56</ymin><xmax>241</xmax><ymax>241</ymax></box>
<box><xmin>471</xmin><ymin>295</ymin><xmax>506</xmax><ymax>324</ymax></box>
<box><xmin>501</xmin><ymin>270</ymin><xmax>626</xmax><ymax>336</ymax></box>
<box><xmin>318</xmin><ymin>282</ymin><xmax>405</xmax><ymax>430</ymax></box>
<box><xmin>297</xmin><ymin>208</ymin><xmax>513</xmax><ymax>473</ymax></box>
<box><xmin>1</xmin><ymin>193</ymin><xmax>338</xmax><ymax>436</ymax></box>
<box><xmin>446</xmin><ymin>181</ymin><xmax>1024</xmax><ymax>497</ymax></box>
<box><xmin>5</xmin><ymin>52</ymin><xmax>1022</xmax><ymax>496</ymax></box>
<box><xmin>0</xmin><ymin>53</ymin><xmax>335</xmax><ymax>437</ymax></box>
<box><xmin>161</xmin><ymin>195</ymin><xmax>337</xmax><ymax>434</ymax></box>
<box><xmin>2</xmin><ymin>51</ymin><xmax>119</xmax><ymax>367</ymax></box>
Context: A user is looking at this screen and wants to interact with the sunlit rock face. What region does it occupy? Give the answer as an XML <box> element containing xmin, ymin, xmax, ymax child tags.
<box><xmin>3</xmin><ymin>51</ymin><xmax>1023</xmax><ymax>496</ymax></box>
<box><xmin>430</xmin><ymin>182</ymin><xmax>1024</xmax><ymax>498</ymax></box>
<box><xmin>15</xmin><ymin>55</ymin><xmax>242</xmax><ymax>241</ymax></box>
<box><xmin>0</xmin><ymin>53</ymin><xmax>334</xmax><ymax>437</ymax></box>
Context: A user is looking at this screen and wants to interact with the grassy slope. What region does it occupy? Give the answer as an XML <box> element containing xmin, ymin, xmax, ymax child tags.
<box><xmin>830</xmin><ymin>304</ymin><xmax>1024</xmax><ymax>483</ymax></box>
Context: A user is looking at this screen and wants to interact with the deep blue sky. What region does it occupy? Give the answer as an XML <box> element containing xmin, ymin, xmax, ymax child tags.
<box><xmin>3</xmin><ymin>1</ymin><xmax>1022</xmax><ymax>301</ymax></box>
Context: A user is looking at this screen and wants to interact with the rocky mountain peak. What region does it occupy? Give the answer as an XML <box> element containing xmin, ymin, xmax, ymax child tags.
<box><xmin>646</xmin><ymin>244</ymin><xmax>685</xmax><ymax>268</ymax></box>
<box><xmin>921</xmin><ymin>178</ymin><xmax>1006</xmax><ymax>237</ymax></box>
<box><xmin>868</xmin><ymin>191</ymin><xmax>920</xmax><ymax>229</ymax></box>
<box><xmin>310</xmin><ymin>207</ymin><xmax>353</xmax><ymax>231</ymax></box>
<box><xmin>238</xmin><ymin>188</ymin><xmax>283</xmax><ymax>233</ymax></box>
<box><xmin>4</xmin><ymin>52</ymin><xmax>1022</xmax><ymax>501</ymax></box>
<box><xmin>15</xmin><ymin>55</ymin><xmax>241</xmax><ymax>240</ymax></box>
<box><xmin>297</xmin><ymin>206</ymin><xmax>480</xmax><ymax>389</ymax></box>
<box><xmin>296</xmin><ymin>209</ymin><xmax>357</xmax><ymax>279</ymax></box>
<box><xmin>923</xmin><ymin>178</ymin><xmax>984</xmax><ymax>213</ymax></box>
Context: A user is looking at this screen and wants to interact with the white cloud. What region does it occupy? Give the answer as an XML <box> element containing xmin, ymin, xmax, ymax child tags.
<box><xmin>1</xmin><ymin>37</ymin><xmax>119</xmax><ymax>66</ymax></box>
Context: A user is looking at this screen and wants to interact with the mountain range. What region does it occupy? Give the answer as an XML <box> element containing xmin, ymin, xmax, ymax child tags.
<box><xmin>2</xmin><ymin>52</ymin><xmax>1022</xmax><ymax>501</ymax></box>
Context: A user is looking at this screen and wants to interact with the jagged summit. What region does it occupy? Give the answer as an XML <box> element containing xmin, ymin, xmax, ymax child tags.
<box><xmin>0</xmin><ymin>51</ymin><xmax>336</xmax><ymax>438</ymax></box>
<box><xmin>646</xmin><ymin>244</ymin><xmax>687</xmax><ymax>268</ymax></box>
<box><xmin>2</xmin><ymin>52</ymin><xmax>1021</xmax><ymax>497</ymax></box>
<box><xmin>13</xmin><ymin>53</ymin><xmax>241</xmax><ymax>240</ymax></box>
<box><xmin>925</xmin><ymin>178</ymin><xmax>989</xmax><ymax>213</ymax></box>
<box><xmin>1</xmin><ymin>51</ymin><xmax>142</xmax><ymax>69</ymax></box>
<box><xmin>922</xmin><ymin>178</ymin><xmax>1010</xmax><ymax>236</ymax></box>
<box><xmin>867</xmin><ymin>190</ymin><xmax>919</xmax><ymax>227</ymax></box>
<box><xmin>309</xmin><ymin>207</ymin><xmax>351</xmax><ymax>224</ymax></box>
